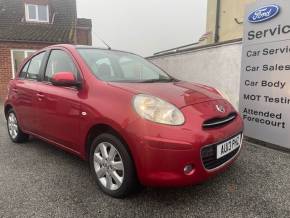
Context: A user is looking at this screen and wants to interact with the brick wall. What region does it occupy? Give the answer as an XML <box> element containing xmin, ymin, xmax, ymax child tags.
<box><xmin>0</xmin><ymin>41</ymin><xmax>52</xmax><ymax>101</ymax></box>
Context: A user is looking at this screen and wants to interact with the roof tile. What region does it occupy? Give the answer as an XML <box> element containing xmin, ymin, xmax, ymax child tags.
<box><xmin>0</xmin><ymin>0</ymin><xmax>77</xmax><ymax>43</ymax></box>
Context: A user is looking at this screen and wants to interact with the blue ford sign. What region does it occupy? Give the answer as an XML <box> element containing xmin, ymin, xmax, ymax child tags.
<box><xmin>248</xmin><ymin>5</ymin><xmax>280</xmax><ymax>23</ymax></box>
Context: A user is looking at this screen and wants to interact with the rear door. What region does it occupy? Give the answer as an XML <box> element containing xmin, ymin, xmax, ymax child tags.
<box><xmin>36</xmin><ymin>49</ymin><xmax>82</xmax><ymax>150</ymax></box>
<box><xmin>13</xmin><ymin>52</ymin><xmax>46</xmax><ymax>133</ymax></box>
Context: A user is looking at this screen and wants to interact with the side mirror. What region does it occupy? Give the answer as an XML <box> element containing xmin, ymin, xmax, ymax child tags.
<box><xmin>51</xmin><ymin>72</ymin><xmax>81</xmax><ymax>88</ymax></box>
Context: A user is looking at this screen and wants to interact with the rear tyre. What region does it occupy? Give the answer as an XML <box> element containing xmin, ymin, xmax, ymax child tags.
<box><xmin>89</xmin><ymin>133</ymin><xmax>139</xmax><ymax>198</ymax></box>
<box><xmin>6</xmin><ymin>109</ymin><xmax>29</xmax><ymax>143</ymax></box>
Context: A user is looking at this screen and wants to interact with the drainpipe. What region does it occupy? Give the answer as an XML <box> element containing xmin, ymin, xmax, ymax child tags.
<box><xmin>214</xmin><ymin>0</ymin><xmax>221</xmax><ymax>43</ymax></box>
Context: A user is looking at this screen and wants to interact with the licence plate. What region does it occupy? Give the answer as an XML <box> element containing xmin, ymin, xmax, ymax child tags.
<box><xmin>216</xmin><ymin>134</ymin><xmax>242</xmax><ymax>159</ymax></box>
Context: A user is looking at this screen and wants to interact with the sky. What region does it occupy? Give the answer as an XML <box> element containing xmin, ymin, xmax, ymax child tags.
<box><xmin>76</xmin><ymin>0</ymin><xmax>207</xmax><ymax>57</ymax></box>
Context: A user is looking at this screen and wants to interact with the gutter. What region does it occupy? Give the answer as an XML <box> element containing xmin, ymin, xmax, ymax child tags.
<box><xmin>0</xmin><ymin>39</ymin><xmax>73</xmax><ymax>44</ymax></box>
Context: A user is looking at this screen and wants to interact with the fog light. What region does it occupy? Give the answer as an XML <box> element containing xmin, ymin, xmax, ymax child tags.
<box><xmin>184</xmin><ymin>164</ymin><xmax>194</xmax><ymax>175</ymax></box>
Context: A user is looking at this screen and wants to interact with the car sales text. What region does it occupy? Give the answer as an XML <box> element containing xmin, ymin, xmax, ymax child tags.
<box><xmin>245</xmin><ymin>64</ymin><xmax>290</xmax><ymax>72</ymax></box>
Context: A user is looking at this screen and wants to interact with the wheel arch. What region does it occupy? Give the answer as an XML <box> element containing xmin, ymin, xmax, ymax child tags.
<box><xmin>4</xmin><ymin>104</ymin><xmax>13</xmax><ymax>120</ymax></box>
<box><xmin>84</xmin><ymin>123</ymin><xmax>133</xmax><ymax>161</ymax></box>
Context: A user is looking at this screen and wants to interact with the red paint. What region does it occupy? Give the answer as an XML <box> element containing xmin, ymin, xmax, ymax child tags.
<box><xmin>51</xmin><ymin>71</ymin><xmax>76</xmax><ymax>82</ymax></box>
<box><xmin>4</xmin><ymin>44</ymin><xmax>244</xmax><ymax>187</ymax></box>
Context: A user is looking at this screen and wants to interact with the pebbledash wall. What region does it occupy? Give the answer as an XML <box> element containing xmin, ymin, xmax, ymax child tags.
<box><xmin>0</xmin><ymin>41</ymin><xmax>53</xmax><ymax>101</ymax></box>
<box><xmin>148</xmin><ymin>40</ymin><xmax>243</xmax><ymax>109</ymax></box>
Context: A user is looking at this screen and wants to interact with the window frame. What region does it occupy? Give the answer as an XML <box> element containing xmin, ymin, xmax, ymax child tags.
<box><xmin>23</xmin><ymin>52</ymin><xmax>46</xmax><ymax>81</ymax></box>
<box><xmin>25</xmin><ymin>4</ymin><xmax>49</xmax><ymax>23</ymax></box>
<box><xmin>10</xmin><ymin>49</ymin><xmax>36</xmax><ymax>78</ymax></box>
<box><xmin>19</xmin><ymin>60</ymin><xmax>31</xmax><ymax>79</ymax></box>
<box><xmin>41</xmin><ymin>49</ymin><xmax>83</xmax><ymax>88</ymax></box>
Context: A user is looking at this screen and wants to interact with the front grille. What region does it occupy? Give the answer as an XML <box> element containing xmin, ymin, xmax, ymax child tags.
<box><xmin>201</xmin><ymin>134</ymin><xmax>240</xmax><ymax>170</ymax></box>
<box><xmin>203</xmin><ymin>112</ymin><xmax>237</xmax><ymax>128</ymax></box>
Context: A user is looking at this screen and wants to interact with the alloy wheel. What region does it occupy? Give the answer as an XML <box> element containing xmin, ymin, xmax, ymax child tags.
<box><xmin>93</xmin><ymin>142</ymin><xmax>124</xmax><ymax>191</ymax></box>
<box><xmin>8</xmin><ymin>112</ymin><xmax>18</xmax><ymax>139</ymax></box>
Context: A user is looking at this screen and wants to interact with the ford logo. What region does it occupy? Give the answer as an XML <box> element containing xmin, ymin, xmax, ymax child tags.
<box><xmin>248</xmin><ymin>4</ymin><xmax>280</xmax><ymax>23</ymax></box>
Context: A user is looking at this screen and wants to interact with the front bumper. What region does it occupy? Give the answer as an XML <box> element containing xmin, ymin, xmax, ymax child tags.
<box><xmin>137</xmin><ymin>134</ymin><xmax>243</xmax><ymax>187</ymax></box>
<box><xmin>125</xmin><ymin>100</ymin><xmax>244</xmax><ymax>187</ymax></box>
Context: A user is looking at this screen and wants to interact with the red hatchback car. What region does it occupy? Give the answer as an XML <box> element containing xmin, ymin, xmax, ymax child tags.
<box><xmin>4</xmin><ymin>44</ymin><xmax>244</xmax><ymax>198</ymax></box>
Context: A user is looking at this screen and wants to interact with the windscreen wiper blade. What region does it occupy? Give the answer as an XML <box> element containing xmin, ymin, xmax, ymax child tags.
<box><xmin>140</xmin><ymin>78</ymin><xmax>177</xmax><ymax>83</ymax></box>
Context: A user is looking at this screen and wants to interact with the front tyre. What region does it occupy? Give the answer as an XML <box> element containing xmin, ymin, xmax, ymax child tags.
<box><xmin>89</xmin><ymin>133</ymin><xmax>139</xmax><ymax>198</ymax></box>
<box><xmin>7</xmin><ymin>109</ymin><xmax>29</xmax><ymax>143</ymax></box>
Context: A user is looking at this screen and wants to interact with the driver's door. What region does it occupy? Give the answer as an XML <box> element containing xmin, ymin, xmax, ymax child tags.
<box><xmin>36</xmin><ymin>49</ymin><xmax>82</xmax><ymax>150</ymax></box>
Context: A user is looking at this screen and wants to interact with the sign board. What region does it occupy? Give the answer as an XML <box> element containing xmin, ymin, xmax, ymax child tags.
<box><xmin>239</xmin><ymin>0</ymin><xmax>290</xmax><ymax>149</ymax></box>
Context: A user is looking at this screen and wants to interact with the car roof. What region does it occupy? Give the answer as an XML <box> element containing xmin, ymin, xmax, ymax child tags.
<box><xmin>46</xmin><ymin>44</ymin><xmax>138</xmax><ymax>56</ymax></box>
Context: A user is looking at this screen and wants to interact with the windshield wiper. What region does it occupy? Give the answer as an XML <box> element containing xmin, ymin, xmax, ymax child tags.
<box><xmin>140</xmin><ymin>78</ymin><xmax>177</xmax><ymax>83</ymax></box>
<box><xmin>109</xmin><ymin>78</ymin><xmax>179</xmax><ymax>83</ymax></box>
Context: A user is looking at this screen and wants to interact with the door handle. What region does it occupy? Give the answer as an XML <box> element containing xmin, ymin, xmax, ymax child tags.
<box><xmin>36</xmin><ymin>93</ymin><xmax>44</xmax><ymax>97</ymax></box>
<box><xmin>36</xmin><ymin>93</ymin><xmax>45</xmax><ymax>98</ymax></box>
<box><xmin>12</xmin><ymin>88</ymin><xmax>18</xmax><ymax>93</ymax></box>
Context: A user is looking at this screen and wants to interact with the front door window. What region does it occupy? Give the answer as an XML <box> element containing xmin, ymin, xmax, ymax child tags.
<box><xmin>44</xmin><ymin>50</ymin><xmax>79</xmax><ymax>81</ymax></box>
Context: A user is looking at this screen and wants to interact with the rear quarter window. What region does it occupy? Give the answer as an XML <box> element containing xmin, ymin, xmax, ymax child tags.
<box><xmin>19</xmin><ymin>61</ymin><xmax>31</xmax><ymax>79</ymax></box>
<box><xmin>25</xmin><ymin>52</ymin><xmax>45</xmax><ymax>80</ymax></box>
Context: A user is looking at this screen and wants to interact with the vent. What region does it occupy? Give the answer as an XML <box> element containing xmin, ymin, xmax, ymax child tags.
<box><xmin>201</xmin><ymin>134</ymin><xmax>241</xmax><ymax>170</ymax></box>
<box><xmin>203</xmin><ymin>112</ymin><xmax>237</xmax><ymax>128</ymax></box>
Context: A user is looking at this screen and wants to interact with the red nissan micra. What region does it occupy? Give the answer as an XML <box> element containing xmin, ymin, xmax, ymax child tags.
<box><xmin>4</xmin><ymin>44</ymin><xmax>244</xmax><ymax>198</ymax></box>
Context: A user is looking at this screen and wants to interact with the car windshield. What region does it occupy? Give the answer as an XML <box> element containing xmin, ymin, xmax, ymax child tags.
<box><xmin>77</xmin><ymin>48</ymin><xmax>175</xmax><ymax>83</ymax></box>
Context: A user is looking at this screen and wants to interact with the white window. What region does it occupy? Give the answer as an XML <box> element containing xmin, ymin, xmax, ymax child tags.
<box><xmin>11</xmin><ymin>49</ymin><xmax>36</xmax><ymax>78</ymax></box>
<box><xmin>25</xmin><ymin>4</ymin><xmax>49</xmax><ymax>23</ymax></box>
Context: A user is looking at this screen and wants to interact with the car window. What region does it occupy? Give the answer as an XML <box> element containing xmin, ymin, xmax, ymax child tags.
<box><xmin>45</xmin><ymin>50</ymin><xmax>78</xmax><ymax>81</ymax></box>
<box><xmin>119</xmin><ymin>56</ymin><xmax>159</xmax><ymax>80</ymax></box>
<box><xmin>78</xmin><ymin>49</ymin><xmax>172</xmax><ymax>82</ymax></box>
<box><xmin>94</xmin><ymin>58</ymin><xmax>116</xmax><ymax>81</ymax></box>
<box><xmin>19</xmin><ymin>60</ymin><xmax>31</xmax><ymax>78</ymax></box>
<box><xmin>25</xmin><ymin>52</ymin><xmax>45</xmax><ymax>80</ymax></box>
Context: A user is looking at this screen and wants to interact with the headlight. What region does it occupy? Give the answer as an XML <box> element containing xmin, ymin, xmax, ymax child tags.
<box><xmin>133</xmin><ymin>94</ymin><xmax>185</xmax><ymax>125</ymax></box>
<box><xmin>216</xmin><ymin>88</ymin><xmax>230</xmax><ymax>102</ymax></box>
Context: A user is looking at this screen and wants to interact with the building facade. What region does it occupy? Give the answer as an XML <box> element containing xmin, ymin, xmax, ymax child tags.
<box><xmin>153</xmin><ymin>0</ymin><xmax>255</xmax><ymax>56</ymax></box>
<box><xmin>205</xmin><ymin>0</ymin><xmax>255</xmax><ymax>44</ymax></box>
<box><xmin>0</xmin><ymin>0</ymin><xmax>92</xmax><ymax>100</ymax></box>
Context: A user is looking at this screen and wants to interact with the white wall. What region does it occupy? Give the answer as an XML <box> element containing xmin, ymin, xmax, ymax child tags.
<box><xmin>148</xmin><ymin>42</ymin><xmax>242</xmax><ymax>108</ymax></box>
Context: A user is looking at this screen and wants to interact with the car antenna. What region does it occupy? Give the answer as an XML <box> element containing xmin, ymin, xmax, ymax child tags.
<box><xmin>92</xmin><ymin>31</ymin><xmax>111</xmax><ymax>50</ymax></box>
